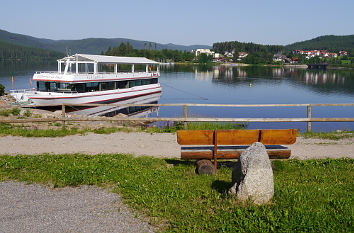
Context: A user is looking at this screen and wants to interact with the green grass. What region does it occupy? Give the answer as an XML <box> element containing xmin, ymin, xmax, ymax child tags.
<box><xmin>300</xmin><ymin>131</ymin><xmax>354</xmax><ymax>140</ymax></box>
<box><xmin>11</xmin><ymin>108</ymin><xmax>20</xmax><ymax>116</ymax></box>
<box><xmin>145</xmin><ymin>122</ymin><xmax>246</xmax><ymax>133</ymax></box>
<box><xmin>0</xmin><ymin>109</ymin><xmax>11</xmax><ymax>117</ymax></box>
<box><xmin>0</xmin><ymin>123</ymin><xmax>133</xmax><ymax>137</ymax></box>
<box><xmin>0</xmin><ymin>154</ymin><xmax>352</xmax><ymax>232</ymax></box>
<box><xmin>0</xmin><ymin>122</ymin><xmax>246</xmax><ymax>137</ymax></box>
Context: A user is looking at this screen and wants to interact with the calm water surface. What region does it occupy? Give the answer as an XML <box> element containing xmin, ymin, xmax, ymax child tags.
<box><xmin>1</xmin><ymin>65</ymin><xmax>354</xmax><ymax>132</ymax></box>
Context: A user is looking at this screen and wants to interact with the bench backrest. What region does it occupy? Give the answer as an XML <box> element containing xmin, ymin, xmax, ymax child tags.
<box><xmin>177</xmin><ymin>129</ymin><xmax>297</xmax><ymax>145</ymax></box>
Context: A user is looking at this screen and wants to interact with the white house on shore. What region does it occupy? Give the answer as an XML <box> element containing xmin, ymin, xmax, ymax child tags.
<box><xmin>192</xmin><ymin>49</ymin><xmax>221</xmax><ymax>59</ymax></box>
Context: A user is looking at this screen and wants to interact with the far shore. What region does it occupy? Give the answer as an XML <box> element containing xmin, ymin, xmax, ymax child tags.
<box><xmin>174</xmin><ymin>62</ymin><xmax>354</xmax><ymax>70</ymax></box>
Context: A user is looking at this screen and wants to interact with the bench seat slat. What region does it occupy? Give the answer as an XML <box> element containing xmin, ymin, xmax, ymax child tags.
<box><xmin>216</xmin><ymin>130</ymin><xmax>260</xmax><ymax>145</ymax></box>
<box><xmin>177</xmin><ymin>129</ymin><xmax>297</xmax><ymax>146</ymax></box>
<box><xmin>177</xmin><ymin>130</ymin><xmax>214</xmax><ymax>145</ymax></box>
<box><xmin>260</xmin><ymin>129</ymin><xmax>297</xmax><ymax>145</ymax></box>
<box><xmin>181</xmin><ymin>149</ymin><xmax>291</xmax><ymax>160</ymax></box>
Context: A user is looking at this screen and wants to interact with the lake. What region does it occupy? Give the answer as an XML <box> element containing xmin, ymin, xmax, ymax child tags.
<box><xmin>1</xmin><ymin>64</ymin><xmax>354</xmax><ymax>132</ymax></box>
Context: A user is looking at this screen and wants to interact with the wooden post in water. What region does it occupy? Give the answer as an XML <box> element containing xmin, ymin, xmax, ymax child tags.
<box><xmin>62</xmin><ymin>104</ymin><xmax>66</xmax><ymax>129</ymax></box>
<box><xmin>307</xmin><ymin>105</ymin><xmax>311</xmax><ymax>132</ymax></box>
<box><xmin>184</xmin><ymin>105</ymin><xmax>188</xmax><ymax>129</ymax></box>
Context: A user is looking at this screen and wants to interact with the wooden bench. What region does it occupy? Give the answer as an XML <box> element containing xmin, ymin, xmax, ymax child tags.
<box><xmin>177</xmin><ymin>129</ymin><xmax>297</xmax><ymax>174</ymax></box>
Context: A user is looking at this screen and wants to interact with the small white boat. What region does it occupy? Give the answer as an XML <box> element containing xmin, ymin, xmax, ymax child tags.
<box><xmin>11</xmin><ymin>54</ymin><xmax>162</xmax><ymax>105</ymax></box>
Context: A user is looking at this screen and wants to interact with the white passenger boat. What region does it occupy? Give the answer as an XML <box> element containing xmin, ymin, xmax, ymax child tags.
<box><xmin>11</xmin><ymin>54</ymin><xmax>161</xmax><ymax>105</ymax></box>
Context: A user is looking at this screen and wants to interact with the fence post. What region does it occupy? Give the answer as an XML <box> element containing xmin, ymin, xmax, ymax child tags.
<box><xmin>184</xmin><ymin>105</ymin><xmax>188</xmax><ymax>130</ymax></box>
<box><xmin>307</xmin><ymin>105</ymin><xmax>311</xmax><ymax>132</ymax></box>
<box><xmin>62</xmin><ymin>104</ymin><xmax>66</xmax><ymax>129</ymax></box>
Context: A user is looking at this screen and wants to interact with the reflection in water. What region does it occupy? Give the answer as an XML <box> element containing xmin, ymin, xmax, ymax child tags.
<box><xmin>68</xmin><ymin>93</ymin><xmax>161</xmax><ymax>117</ymax></box>
<box><xmin>183</xmin><ymin>65</ymin><xmax>354</xmax><ymax>96</ymax></box>
<box><xmin>2</xmin><ymin>64</ymin><xmax>353</xmax><ymax>132</ymax></box>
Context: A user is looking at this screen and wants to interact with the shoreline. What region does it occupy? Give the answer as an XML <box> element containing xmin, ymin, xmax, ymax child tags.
<box><xmin>174</xmin><ymin>62</ymin><xmax>354</xmax><ymax>70</ymax></box>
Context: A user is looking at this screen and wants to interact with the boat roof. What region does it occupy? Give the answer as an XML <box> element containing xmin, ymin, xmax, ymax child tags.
<box><xmin>58</xmin><ymin>54</ymin><xmax>159</xmax><ymax>64</ymax></box>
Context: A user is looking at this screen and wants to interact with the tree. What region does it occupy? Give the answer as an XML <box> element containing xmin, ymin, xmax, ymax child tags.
<box><xmin>0</xmin><ymin>83</ymin><xmax>5</xmax><ymax>96</ymax></box>
<box><xmin>198</xmin><ymin>53</ymin><xmax>212</xmax><ymax>64</ymax></box>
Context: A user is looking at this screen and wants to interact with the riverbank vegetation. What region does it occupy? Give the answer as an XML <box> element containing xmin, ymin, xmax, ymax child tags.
<box><xmin>0</xmin><ymin>154</ymin><xmax>352</xmax><ymax>232</ymax></box>
<box><xmin>0</xmin><ymin>121</ymin><xmax>246</xmax><ymax>137</ymax></box>
<box><xmin>300</xmin><ymin>131</ymin><xmax>354</xmax><ymax>140</ymax></box>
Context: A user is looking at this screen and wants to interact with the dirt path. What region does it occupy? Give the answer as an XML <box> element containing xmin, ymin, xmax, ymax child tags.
<box><xmin>0</xmin><ymin>182</ymin><xmax>154</xmax><ymax>233</ymax></box>
<box><xmin>0</xmin><ymin>132</ymin><xmax>353</xmax><ymax>159</ymax></box>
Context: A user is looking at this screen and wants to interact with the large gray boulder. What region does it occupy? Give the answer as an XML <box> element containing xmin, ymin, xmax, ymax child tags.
<box><xmin>228</xmin><ymin>142</ymin><xmax>274</xmax><ymax>204</ymax></box>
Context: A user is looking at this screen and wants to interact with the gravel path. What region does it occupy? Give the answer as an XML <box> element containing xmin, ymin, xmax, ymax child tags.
<box><xmin>0</xmin><ymin>182</ymin><xmax>154</xmax><ymax>233</ymax></box>
<box><xmin>0</xmin><ymin>132</ymin><xmax>353</xmax><ymax>159</ymax></box>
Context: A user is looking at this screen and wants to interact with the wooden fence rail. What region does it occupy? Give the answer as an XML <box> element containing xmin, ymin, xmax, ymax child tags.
<box><xmin>6</xmin><ymin>103</ymin><xmax>354</xmax><ymax>132</ymax></box>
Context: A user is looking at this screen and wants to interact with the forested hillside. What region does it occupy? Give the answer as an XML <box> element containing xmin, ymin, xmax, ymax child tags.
<box><xmin>103</xmin><ymin>42</ymin><xmax>195</xmax><ymax>62</ymax></box>
<box><xmin>0</xmin><ymin>29</ymin><xmax>211</xmax><ymax>54</ymax></box>
<box><xmin>285</xmin><ymin>35</ymin><xmax>354</xmax><ymax>53</ymax></box>
<box><xmin>213</xmin><ymin>41</ymin><xmax>283</xmax><ymax>54</ymax></box>
<box><xmin>213</xmin><ymin>41</ymin><xmax>284</xmax><ymax>64</ymax></box>
<box><xmin>0</xmin><ymin>41</ymin><xmax>63</xmax><ymax>65</ymax></box>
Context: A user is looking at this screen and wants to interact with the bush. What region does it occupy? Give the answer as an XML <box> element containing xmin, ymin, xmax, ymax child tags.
<box><xmin>0</xmin><ymin>84</ymin><xmax>4</xmax><ymax>96</ymax></box>
<box><xmin>23</xmin><ymin>109</ymin><xmax>31</xmax><ymax>117</ymax></box>
<box><xmin>11</xmin><ymin>108</ymin><xmax>20</xmax><ymax>116</ymax></box>
<box><xmin>0</xmin><ymin>109</ymin><xmax>10</xmax><ymax>117</ymax></box>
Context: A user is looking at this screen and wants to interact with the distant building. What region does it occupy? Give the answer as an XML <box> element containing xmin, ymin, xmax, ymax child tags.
<box><xmin>214</xmin><ymin>53</ymin><xmax>221</xmax><ymax>59</ymax></box>
<box><xmin>224</xmin><ymin>52</ymin><xmax>233</xmax><ymax>58</ymax></box>
<box><xmin>339</xmin><ymin>51</ymin><xmax>348</xmax><ymax>56</ymax></box>
<box><xmin>237</xmin><ymin>52</ymin><xmax>248</xmax><ymax>61</ymax></box>
<box><xmin>193</xmin><ymin>49</ymin><xmax>213</xmax><ymax>57</ymax></box>
<box><xmin>293</xmin><ymin>49</ymin><xmax>337</xmax><ymax>59</ymax></box>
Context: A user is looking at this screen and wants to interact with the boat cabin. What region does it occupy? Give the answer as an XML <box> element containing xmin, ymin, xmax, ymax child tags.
<box><xmin>34</xmin><ymin>54</ymin><xmax>160</xmax><ymax>93</ymax></box>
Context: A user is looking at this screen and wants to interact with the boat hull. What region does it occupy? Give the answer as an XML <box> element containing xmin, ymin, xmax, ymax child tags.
<box><xmin>28</xmin><ymin>84</ymin><xmax>162</xmax><ymax>105</ymax></box>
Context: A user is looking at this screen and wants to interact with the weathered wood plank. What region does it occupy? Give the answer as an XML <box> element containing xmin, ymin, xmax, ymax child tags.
<box><xmin>181</xmin><ymin>149</ymin><xmax>291</xmax><ymax>159</ymax></box>
<box><xmin>177</xmin><ymin>130</ymin><xmax>214</xmax><ymax>145</ymax></box>
<box><xmin>260</xmin><ymin>129</ymin><xmax>297</xmax><ymax>145</ymax></box>
<box><xmin>216</xmin><ymin>130</ymin><xmax>260</xmax><ymax>145</ymax></box>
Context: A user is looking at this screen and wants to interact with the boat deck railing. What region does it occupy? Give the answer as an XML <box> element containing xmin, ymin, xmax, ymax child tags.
<box><xmin>9</xmin><ymin>89</ymin><xmax>33</xmax><ymax>94</ymax></box>
<box><xmin>35</xmin><ymin>71</ymin><xmax>159</xmax><ymax>75</ymax></box>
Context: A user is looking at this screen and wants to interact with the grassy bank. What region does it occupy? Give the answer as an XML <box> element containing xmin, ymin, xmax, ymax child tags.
<box><xmin>0</xmin><ymin>122</ymin><xmax>245</xmax><ymax>137</ymax></box>
<box><xmin>1</xmin><ymin>121</ymin><xmax>354</xmax><ymax>140</ymax></box>
<box><xmin>0</xmin><ymin>154</ymin><xmax>352</xmax><ymax>232</ymax></box>
<box><xmin>300</xmin><ymin>131</ymin><xmax>354</xmax><ymax>140</ymax></box>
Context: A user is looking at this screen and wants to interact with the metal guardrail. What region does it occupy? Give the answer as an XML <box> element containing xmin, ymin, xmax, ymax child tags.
<box><xmin>5</xmin><ymin>103</ymin><xmax>354</xmax><ymax>132</ymax></box>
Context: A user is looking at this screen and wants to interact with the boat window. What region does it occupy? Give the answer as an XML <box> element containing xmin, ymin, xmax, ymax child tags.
<box><xmin>72</xmin><ymin>83</ymin><xmax>86</xmax><ymax>93</ymax></box>
<box><xmin>129</xmin><ymin>80</ymin><xmax>136</xmax><ymax>88</ymax></box>
<box><xmin>135</xmin><ymin>80</ymin><xmax>142</xmax><ymax>86</ymax></box>
<box><xmin>37</xmin><ymin>81</ymin><xmax>45</xmax><ymax>91</ymax></box>
<box><xmin>100</xmin><ymin>82</ymin><xmax>115</xmax><ymax>91</ymax></box>
<box><xmin>56</xmin><ymin>83</ymin><xmax>73</xmax><ymax>92</ymax></box>
<box><xmin>142</xmin><ymin>79</ymin><xmax>150</xmax><ymax>85</ymax></box>
<box><xmin>48</xmin><ymin>82</ymin><xmax>57</xmax><ymax>92</ymax></box>
<box><xmin>151</xmin><ymin>78</ymin><xmax>158</xmax><ymax>84</ymax></box>
<box><xmin>37</xmin><ymin>81</ymin><xmax>58</xmax><ymax>92</ymax></box>
<box><xmin>117</xmin><ymin>81</ymin><xmax>128</xmax><ymax>89</ymax></box>
<box><xmin>86</xmin><ymin>82</ymin><xmax>99</xmax><ymax>92</ymax></box>
<box><xmin>58</xmin><ymin>83</ymin><xmax>70</xmax><ymax>89</ymax></box>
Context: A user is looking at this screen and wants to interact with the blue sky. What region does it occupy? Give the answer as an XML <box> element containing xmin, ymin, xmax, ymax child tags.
<box><xmin>1</xmin><ymin>0</ymin><xmax>353</xmax><ymax>46</ymax></box>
